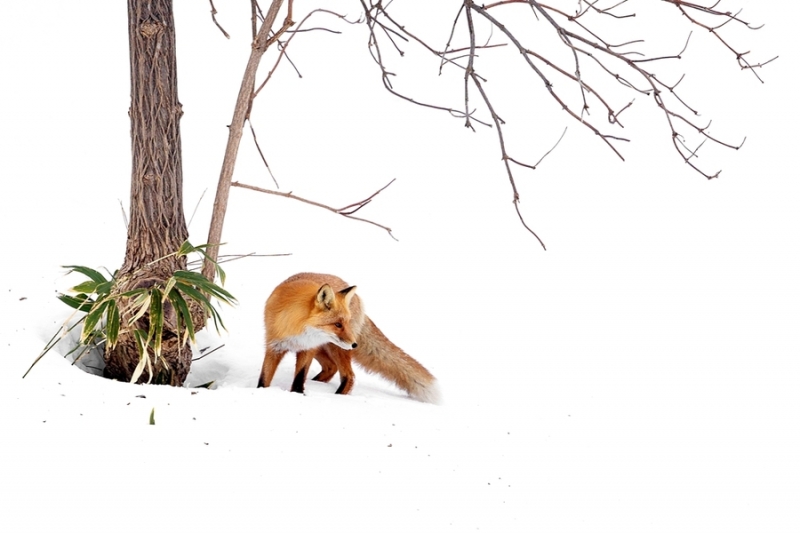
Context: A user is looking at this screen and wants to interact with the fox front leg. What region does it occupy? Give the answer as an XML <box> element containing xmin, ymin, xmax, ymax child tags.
<box><xmin>257</xmin><ymin>345</ymin><xmax>286</xmax><ymax>388</ymax></box>
<box><xmin>291</xmin><ymin>349</ymin><xmax>316</xmax><ymax>394</ymax></box>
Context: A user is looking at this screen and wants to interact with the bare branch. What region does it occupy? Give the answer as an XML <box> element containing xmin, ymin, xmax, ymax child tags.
<box><xmin>208</xmin><ymin>0</ymin><xmax>772</xmax><ymax>255</ymax></box>
<box><xmin>250</xmin><ymin>0</ymin><xmax>261</xmax><ymax>40</ymax></box>
<box><xmin>661</xmin><ymin>0</ymin><xmax>778</xmax><ymax>82</ymax></box>
<box><xmin>360</xmin><ymin>0</ymin><xmax>481</xmax><ymax>122</ymax></box>
<box><xmin>356</xmin><ymin>0</ymin><xmax>773</xmax><ymax>245</ymax></box>
<box><xmin>470</xmin><ymin>2</ymin><xmax>628</xmax><ymax>159</ymax></box>
<box><xmin>463</xmin><ymin>5</ymin><xmax>546</xmax><ymax>248</ymax></box>
<box><xmin>254</xmin><ymin>9</ymin><xmax>358</xmax><ymax>99</ymax></box>
<box><xmin>209</xmin><ymin>0</ymin><xmax>230</xmax><ymax>39</ymax></box>
<box><xmin>232</xmin><ymin>180</ymin><xmax>398</xmax><ymax>240</ymax></box>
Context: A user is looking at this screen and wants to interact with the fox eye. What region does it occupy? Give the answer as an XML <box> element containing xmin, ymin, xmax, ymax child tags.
<box><xmin>334</xmin><ymin>322</ymin><xmax>343</xmax><ymax>329</ymax></box>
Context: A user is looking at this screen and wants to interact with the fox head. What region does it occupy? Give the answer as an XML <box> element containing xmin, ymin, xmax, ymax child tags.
<box><xmin>310</xmin><ymin>284</ymin><xmax>358</xmax><ymax>350</ymax></box>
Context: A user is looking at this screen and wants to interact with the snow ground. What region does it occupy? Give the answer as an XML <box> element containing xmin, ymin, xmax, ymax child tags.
<box><xmin>1</xmin><ymin>2</ymin><xmax>798</xmax><ymax>532</ymax></box>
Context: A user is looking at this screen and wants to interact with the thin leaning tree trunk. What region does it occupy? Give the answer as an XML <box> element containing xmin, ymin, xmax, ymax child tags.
<box><xmin>202</xmin><ymin>0</ymin><xmax>287</xmax><ymax>281</ymax></box>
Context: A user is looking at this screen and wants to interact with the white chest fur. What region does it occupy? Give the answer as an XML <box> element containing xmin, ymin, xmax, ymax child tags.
<box><xmin>270</xmin><ymin>326</ymin><xmax>352</xmax><ymax>353</ymax></box>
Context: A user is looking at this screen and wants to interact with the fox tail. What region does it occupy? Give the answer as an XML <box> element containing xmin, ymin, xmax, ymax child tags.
<box><xmin>353</xmin><ymin>317</ymin><xmax>441</xmax><ymax>404</ymax></box>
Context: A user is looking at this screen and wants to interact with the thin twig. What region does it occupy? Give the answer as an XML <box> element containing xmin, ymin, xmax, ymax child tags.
<box><xmin>192</xmin><ymin>344</ymin><xmax>225</xmax><ymax>362</ymax></box>
<box><xmin>531</xmin><ymin>126</ymin><xmax>568</xmax><ymax>169</ymax></box>
<box><xmin>209</xmin><ymin>0</ymin><xmax>230</xmax><ymax>39</ymax></box>
<box><xmin>188</xmin><ymin>188</ymin><xmax>207</xmax><ymax>228</ymax></box>
<box><xmin>247</xmin><ymin>120</ymin><xmax>279</xmax><ymax>188</ymax></box>
<box><xmin>254</xmin><ymin>9</ymin><xmax>358</xmax><ymax>98</ymax></box>
<box><xmin>188</xmin><ymin>252</ymin><xmax>292</xmax><ymax>271</ymax></box>
<box><xmin>119</xmin><ymin>199</ymin><xmax>129</xmax><ymax>228</ymax></box>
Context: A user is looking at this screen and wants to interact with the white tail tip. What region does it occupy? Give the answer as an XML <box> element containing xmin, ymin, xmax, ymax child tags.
<box><xmin>411</xmin><ymin>379</ymin><xmax>442</xmax><ymax>405</ymax></box>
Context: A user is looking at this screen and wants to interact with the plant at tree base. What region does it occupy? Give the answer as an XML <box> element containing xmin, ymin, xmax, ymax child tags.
<box><xmin>25</xmin><ymin>241</ymin><xmax>235</xmax><ymax>384</ymax></box>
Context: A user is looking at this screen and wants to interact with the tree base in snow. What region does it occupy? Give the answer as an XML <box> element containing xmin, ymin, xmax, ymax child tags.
<box><xmin>103</xmin><ymin>335</ymin><xmax>192</xmax><ymax>386</ymax></box>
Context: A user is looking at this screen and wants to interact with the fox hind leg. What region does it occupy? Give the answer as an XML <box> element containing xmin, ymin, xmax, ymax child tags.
<box><xmin>312</xmin><ymin>349</ymin><xmax>338</xmax><ymax>383</ymax></box>
<box><xmin>326</xmin><ymin>346</ymin><xmax>356</xmax><ymax>395</ymax></box>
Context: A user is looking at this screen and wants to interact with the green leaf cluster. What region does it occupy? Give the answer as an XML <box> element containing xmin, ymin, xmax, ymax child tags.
<box><xmin>25</xmin><ymin>241</ymin><xmax>236</xmax><ymax>383</ymax></box>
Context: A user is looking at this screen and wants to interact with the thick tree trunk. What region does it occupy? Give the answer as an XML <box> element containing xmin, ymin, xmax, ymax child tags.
<box><xmin>124</xmin><ymin>0</ymin><xmax>186</xmax><ymax>269</ymax></box>
<box><xmin>103</xmin><ymin>0</ymin><xmax>196</xmax><ymax>385</ymax></box>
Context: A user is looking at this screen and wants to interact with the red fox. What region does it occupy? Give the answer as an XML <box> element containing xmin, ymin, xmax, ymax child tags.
<box><xmin>257</xmin><ymin>272</ymin><xmax>440</xmax><ymax>403</ymax></box>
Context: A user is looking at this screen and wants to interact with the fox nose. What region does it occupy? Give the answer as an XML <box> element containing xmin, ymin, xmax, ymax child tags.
<box><xmin>351</xmin><ymin>342</ymin><xmax>358</xmax><ymax>349</ymax></box>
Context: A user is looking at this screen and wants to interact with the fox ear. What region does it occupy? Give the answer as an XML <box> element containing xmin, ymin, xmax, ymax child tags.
<box><xmin>316</xmin><ymin>284</ymin><xmax>334</xmax><ymax>310</ymax></box>
<box><xmin>339</xmin><ymin>285</ymin><xmax>357</xmax><ymax>307</ymax></box>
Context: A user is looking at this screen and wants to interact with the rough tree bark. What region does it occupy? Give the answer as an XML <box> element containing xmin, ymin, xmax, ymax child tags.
<box><xmin>103</xmin><ymin>0</ymin><xmax>199</xmax><ymax>385</ymax></box>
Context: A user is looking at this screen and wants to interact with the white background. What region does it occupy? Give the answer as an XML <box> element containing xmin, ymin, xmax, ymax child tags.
<box><xmin>1</xmin><ymin>1</ymin><xmax>797</xmax><ymax>531</ymax></box>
